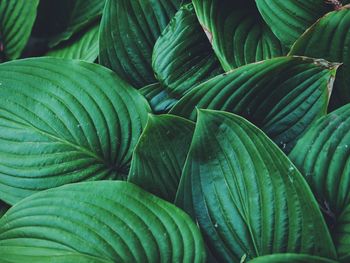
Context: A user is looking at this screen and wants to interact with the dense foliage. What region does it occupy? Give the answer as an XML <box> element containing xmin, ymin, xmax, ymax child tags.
<box><xmin>0</xmin><ymin>0</ymin><xmax>350</xmax><ymax>262</ymax></box>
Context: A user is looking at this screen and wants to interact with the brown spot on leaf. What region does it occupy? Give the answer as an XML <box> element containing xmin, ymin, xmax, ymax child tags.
<box><xmin>201</xmin><ymin>25</ymin><xmax>213</xmax><ymax>45</ymax></box>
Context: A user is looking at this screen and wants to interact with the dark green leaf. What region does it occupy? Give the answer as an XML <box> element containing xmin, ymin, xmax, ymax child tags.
<box><xmin>0</xmin><ymin>181</ymin><xmax>206</xmax><ymax>263</ymax></box>
<box><xmin>0</xmin><ymin>0</ymin><xmax>39</xmax><ymax>60</ymax></box>
<box><xmin>175</xmin><ymin>109</ymin><xmax>336</xmax><ymax>262</ymax></box>
<box><xmin>99</xmin><ymin>0</ymin><xmax>182</xmax><ymax>88</ymax></box>
<box><xmin>192</xmin><ymin>0</ymin><xmax>286</xmax><ymax>71</ymax></box>
<box><xmin>289</xmin><ymin>6</ymin><xmax>350</xmax><ymax>109</ymax></box>
<box><xmin>0</xmin><ymin>58</ymin><xmax>150</xmax><ymax>204</ymax></box>
<box><xmin>129</xmin><ymin>114</ymin><xmax>195</xmax><ymax>202</ymax></box>
<box><xmin>248</xmin><ymin>253</ymin><xmax>338</xmax><ymax>263</ymax></box>
<box><xmin>152</xmin><ymin>3</ymin><xmax>222</xmax><ymax>97</ymax></box>
<box><xmin>170</xmin><ymin>56</ymin><xmax>337</xmax><ymax>152</ymax></box>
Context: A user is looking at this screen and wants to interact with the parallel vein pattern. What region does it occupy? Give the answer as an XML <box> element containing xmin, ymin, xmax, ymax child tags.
<box><xmin>0</xmin><ymin>58</ymin><xmax>150</xmax><ymax>204</ymax></box>
<box><xmin>175</xmin><ymin>110</ymin><xmax>336</xmax><ymax>262</ymax></box>
<box><xmin>0</xmin><ymin>181</ymin><xmax>206</xmax><ymax>263</ymax></box>
<box><xmin>170</xmin><ymin>56</ymin><xmax>337</xmax><ymax>152</ymax></box>
<box><xmin>100</xmin><ymin>0</ymin><xmax>182</xmax><ymax>88</ymax></box>
<box><xmin>193</xmin><ymin>0</ymin><xmax>286</xmax><ymax>71</ymax></box>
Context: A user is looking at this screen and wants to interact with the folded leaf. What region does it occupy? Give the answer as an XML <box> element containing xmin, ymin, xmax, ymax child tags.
<box><xmin>0</xmin><ymin>0</ymin><xmax>39</xmax><ymax>60</ymax></box>
<box><xmin>289</xmin><ymin>6</ymin><xmax>350</xmax><ymax>108</ymax></box>
<box><xmin>192</xmin><ymin>0</ymin><xmax>286</xmax><ymax>71</ymax></box>
<box><xmin>140</xmin><ymin>83</ymin><xmax>178</xmax><ymax>114</ymax></box>
<box><xmin>47</xmin><ymin>22</ymin><xmax>99</xmax><ymax>62</ymax></box>
<box><xmin>289</xmin><ymin>104</ymin><xmax>350</xmax><ymax>261</ymax></box>
<box><xmin>255</xmin><ymin>0</ymin><xmax>337</xmax><ymax>48</ymax></box>
<box><xmin>0</xmin><ymin>58</ymin><xmax>150</xmax><ymax>204</ymax></box>
<box><xmin>99</xmin><ymin>0</ymin><xmax>182</xmax><ymax>87</ymax></box>
<box><xmin>175</xmin><ymin>109</ymin><xmax>336</xmax><ymax>262</ymax></box>
<box><xmin>0</xmin><ymin>181</ymin><xmax>206</xmax><ymax>263</ymax></box>
<box><xmin>170</xmin><ymin>56</ymin><xmax>338</xmax><ymax>152</ymax></box>
<box><xmin>152</xmin><ymin>3</ymin><xmax>222</xmax><ymax>97</ymax></box>
<box><xmin>129</xmin><ymin>114</ymin><xmax>195</xmax><ymax>201</ymax></box>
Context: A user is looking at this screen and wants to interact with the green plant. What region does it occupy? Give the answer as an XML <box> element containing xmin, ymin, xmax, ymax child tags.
<box><xmin>0</xmin><ymin>0</ymin><xmax>349</xmax><ymax>262</ymax></box>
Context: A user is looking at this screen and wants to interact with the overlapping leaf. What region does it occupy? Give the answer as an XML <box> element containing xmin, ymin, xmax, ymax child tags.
<box><xmin>249</xmin><ymin>253</ymin><xmax>338</xmax><ymax>263</ymax></box>
<box><xmin>47</xmin><ymin>22</ymin><xmax>99</xmax><ymax>62</ymax></box>
<box><xmin>99</xmin><ymin>0</ymin><xmax>182</xmax><ymax>88</ymax></box>
<box><xmin>289</xmin><ymin>6</ymin><xmax>350</xmax><ymax>108</ymax></box>
<box><xmin>255</xmin><ymin>0</ymin><xmax>340</xmax><ymax>48</ymax></box>
<box><xmin>140</xmin><ymin>83</ymin><xmax>178</xmax><ymax>114</ymax></box>
<box><xmin>0</xmin><ymin>181</ymin><xmax>206</xmax><ymax>263</ymax></box>
<box><xmin>170</xmin><ymin>56</ymin><xmax>337</xmax><ymax>152</ymax></box>
<box><xmin>129</xmin><ymin>114</ymin><xmax>194</xmax><ymax>202</ymax></box>
<box><xmin>0</xmin><ymin>58</ymin><xmax>150</xmax><ymax>204</ymax></box>
<box><xmin>175</xmin><ymin>110</ymin><xmax>336</xmax><ymax>262</ymax></box>
<box><xmin>289</xmin><ymin>104</ymin><xmax>350</xmax><ymax>261</ymax></box>
<box><xmin>192</xmin><ymin>0</ymin><xmax>286</xmax><ymax>71</ymax></box>
<box><xmin>152</xmin><ymin>3</ymin><xmax>222</xmax><ymax>97</ymax></box>
<box><xmin>0</xmin><ymin>0</ymin><xmax>39</xmax><ymax>60</ymax></box>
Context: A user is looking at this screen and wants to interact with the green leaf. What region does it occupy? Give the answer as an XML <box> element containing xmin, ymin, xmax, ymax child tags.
<box><xmin>289</xmin><ymin>104</ymin><xmax>350</xmax><ymax>261</ymax></box>
<box><xmin>99</xmin><ymin>0</ymin><xmax>182</xmax><ymax>88</ymax></box>
<box><xmin>192</xmin><ymin>0</ymin><xmax>286</xmax><ymax>71</ymax></box>
<box><xmin>170</xmin><ymin>56</ymin><xmax>337</xmax><ymax>152</ymax></box>
<box><xmin>140</xmin><ymin>83</ymin><xmax>178</xmax><ymax>114</ymax></box>
<box><xmin>175</xmin><ymin>109</ymin><xmax>336</xmax><ymax>262</ymax></box>
<box><xmin>152</xmin><ymin>3</ymin><xmax>223</xmax><ymax>97</ymax></box>
<box><xmin>0</xmin><ymin>0</ymin><xmax>39</xmax><ymax>60</ymax></box>
<box><xmin>255</xmin><ymin>0</ymin><xmax>337</xmax><ymax>48</ymax></box>
<box><xmin>0</xmin><ymin>246</ymin><xmax>112</xmax><ymax>263</ymax></box>
<box><xmin>0</xmin><ymin>181</ymin><xmax>206</xmax><ymax>263</ymax></box>
<box><xmin>129</xmin><ymin>114</ymin><xmax>195</xmax><ymax>202</ymax></box>
<box><xmin>46</xmin><ymin>22</ymin><xmax>99</xmax><ymax>62</ymax></box>
<box><xmin>0</xmin><ymin>57</ymin><xmax>150</xmax><ymax>205</ymax></box>
<box><xmin>289</xmin><ymin>6</ymin><xmax>350</xmax><ymax>109</ymax></box>
<box><xmin>48</xmin><ymin>0</ymin><xmax>105</xmax><ymax>47</ymax></box>
<box><xmin>248</xmin><ymin>253</ymin><xmax>338</xmax><ymax>263</ymax></box>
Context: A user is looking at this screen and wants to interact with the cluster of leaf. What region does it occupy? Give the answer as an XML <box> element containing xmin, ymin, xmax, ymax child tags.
<box><xmin>1</xmin><ymin>0</ymin><xmax>350</xmax><ymax>262</ymax></box>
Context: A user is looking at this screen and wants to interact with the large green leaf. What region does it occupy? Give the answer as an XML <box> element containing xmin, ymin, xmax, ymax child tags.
<box><xmin>46</xmin><ymin>22</ymin><xmax>99</xmax><ymax>62</ymax></box>
<box><xmin>170</xmin><ymin>56</ymin><xmax>337</xmax><ymax>152</ymax></box>
<box><xmin>99</xmin><ymin>0</ymin><xmax>182</xmax><ymax>88</ymax></box>
<box><xmin>129</xmin><ymin>114</ymin><xmax>194</xmax><ymax>202</ymax></box>
<box><xmin>0</xmin><ymin>0</ymin><xmax>39</xmax><ymax>60</ymax></box>
<box><xmin>152</xmin><ymin>3</ymin><xmax>222</xmax><ymax>97</ymax></box>
<box><xmin>192</xmin><ymin>0</ymin><xmax>286</xmax><ymax>71</ymax></box>
<box><xmin>0</xmin><ymin>246</ymin><xmax>112</xmax><ymax>263</ymax></box>
<box><xmin>0</xmin><ymin>57</ymin><xmax>150</xmax><ymax>204</ymax></box>
<box><xmin>175</xmin><ymin>110</ymin><xmax>336</xmax><ymax>262</ymax></box>
<box><xmin>0</xmin><ymin>181</ymin><xmax>206</xmax><ymax>263</ymax></box>
<box><xmin>140</xmin><ymin>83</ymin><xmax>178</xmax><ymax>114</ymax></box>
<box><xmin>48</xmin><ymin>0</ymin><xmax>105</xmax><ymax>47</ymax></box>
<box><xmin>248</xmin><ymin>253</ymin><xmax>338</xmax><ymax>263</ymax></box>
<box><xmin>289</xmin><ymin>6</ymin><xmax>350</xmax><ymax>109</ymax></box>
<box><xmin>289</xmin><ymin>104</ymin><xmax>350</xmax><ymax>261</ymax></box>
<box><xmin>255</xmin><ymin>0</ymin><xmax>339</xmax><ymax>48</ymax></box>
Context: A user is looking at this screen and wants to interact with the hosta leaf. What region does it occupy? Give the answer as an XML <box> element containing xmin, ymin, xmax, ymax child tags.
<box><xmin>335</xmin><ymin>203</ymin><xmax>350</xmax><ymax>262</ymax></box>
<box><xmin>255</xmin><ymin>0</ymin><xmax>338</xmax><ymax>48</ymax></box>
<box><xmin>100</xmin><ymin>0</ymin><xmax>182</xmax><ymax>88</ymax></box>
<box><xmin>0</xmin><ymin>58</ymin><xmax>150</xmax><ymax>204</ymax></box>
<box><xmin>0</xmin><ymin>0</ymin><xmax>39</xmax><ymax>60</ymax></box>
<box><xmin>152</xmin><ymin>3</ymin><xmax>222</xmax><ymax>97</ymax></box>
<box><xmin>175</xmin><ymin>110</ymin><xmax>336</xmax><ymax>262</ymax></box>
<box><xmin>0</xmin><ymin>181</ymin><xmax>206</xmax><ymax>263</ymax></box>
<box><xmin>140</xmin><ymin>83</ymin><xmax>178</xmax><ymax>114</ymax></box>
<box><xmin>46</xmin><ymin>22</ymin><xmax>99</xmax><ymax>62</ymax></box>
<box><xmin>129</xmin><ymin>114</ymin><xmax>194</xmax><ymax>202</ymax></box>
<box><xmin>192</xmin><ymin>0</ymin><xmax>286</xmax><ymax>71</ymax></box>
<box><xmin>289</xmin><ymin>6</ymin><xmax>350</xmax><ymax>108</ymax></box>
<box><xmin>48</xmin><ymin>0</ymin><xmax>105</xmax><ymax>47</ymax></box>
<box><xmin>289</xmin><ymin>104</ymin><xmax>350</xmax><ymax>261</ymax></box>
<box><xmin>170</xmin><ymin>56</ymin><xmax>337</xmax><ymax>152</ymax></box>
<box><xmin>248</xmin><ymin>253</ymin><xmax>338</xmax><ymax>263</ymax></box>
<box><xmin>0</xmin><ymin>246</ymin><xmax>112</xmax><ymax>263</ymax></box>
